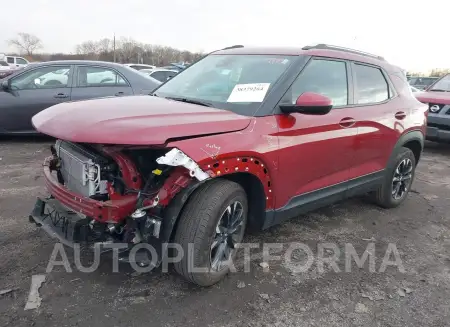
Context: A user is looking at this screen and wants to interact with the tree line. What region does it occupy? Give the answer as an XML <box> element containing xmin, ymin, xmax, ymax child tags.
<box><xmin>8</xmin><ymin>32</ymin><xmax>450</xmax><ymax>75</ymax></box>
<box><xmin>406</xmin><ymin>68</ymin><xmax>450</xmax><ymax>78</ymax></box>
<box><xmin>7</xmin><ymin>32</ymin><xmax>205</xmax><ymax>66</ymax></box>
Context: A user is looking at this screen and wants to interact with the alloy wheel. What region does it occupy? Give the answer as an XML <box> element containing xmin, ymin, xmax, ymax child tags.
<box><xmin>210</xmin><ymin>201</ymin><xmax>245</xmax><ymax>271</ymax></box>
<box><xmin>392</xmin><ymin>158</ymin><xmax>413</xmax><ymax>200</ymax></box>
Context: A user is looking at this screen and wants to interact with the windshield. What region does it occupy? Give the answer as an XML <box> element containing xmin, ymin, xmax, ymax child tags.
<box><xmin>429</xmin><ymin>74</ymin><xmax>450</xmax><ymax>92</ymax></box>
<box><xmin>153</xmin><ymin>54</ymin><xmax>294</xmax><ymax>115</ymax></box>
<box><xmin>409</xmin><ymin>77</ymin><xmax>437</xmax><ymax>87</ymax></box>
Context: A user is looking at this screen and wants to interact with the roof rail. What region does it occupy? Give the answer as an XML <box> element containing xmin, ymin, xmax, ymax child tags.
<box><xmin>302</xmin><ymin>43</ymin><xmax>385</xmax><ymax>61</ymax></box>
<box><xmin>221</xmin><ymin>45</ymin><xmax>244</xmax><ymax>50</ymax></box>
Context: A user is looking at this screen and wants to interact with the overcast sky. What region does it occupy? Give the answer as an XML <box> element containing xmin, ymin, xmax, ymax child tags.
<box><xmin>1</xmin><ymin>0</ymin><xmax>445</xmax><ymax>72</ymax></box>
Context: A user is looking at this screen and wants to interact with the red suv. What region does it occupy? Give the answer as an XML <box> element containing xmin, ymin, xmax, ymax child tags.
<box><xmin>414</xmin><ymin>73</ymin><xmax>450</xmax><ymax>143</ymax></box>
<box><xmin>30</xmin><ymin>44</ymin><xmax>427</xmax><ymax>286</ymax></box>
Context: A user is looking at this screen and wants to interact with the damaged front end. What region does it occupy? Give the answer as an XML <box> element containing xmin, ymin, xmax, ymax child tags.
<box><xmin>29</xmin><ymin>140</ymin><xmax>211</xmax><ymax>267</ymax></box>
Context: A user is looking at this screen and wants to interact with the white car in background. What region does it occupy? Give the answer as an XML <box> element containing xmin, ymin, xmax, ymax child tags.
<box><xmin>38</xmin><ymin>68</ymin><xmax>117</xmax><ymax>86</ymax></box>
<box><xmin>139</xmin><ymin>68</ymin><xmax>178</xmax><ymax>82</ymax></box>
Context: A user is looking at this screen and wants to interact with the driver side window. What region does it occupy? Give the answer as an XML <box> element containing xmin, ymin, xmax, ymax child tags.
<box><xmin>10</xmin><ymin>66</ymin><xmax>71</xmax><ymax>90</ymax></box>
<box><xmin>283</xmin><ymin>59</ymin><xmax>348</xmax><ymax>107</ymax></box>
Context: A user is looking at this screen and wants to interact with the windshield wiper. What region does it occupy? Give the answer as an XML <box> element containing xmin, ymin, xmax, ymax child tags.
<box><xmin>429</xmin><ymin>89</ymin><xmax>448</xmax><ymax>92</ymax></box>
<box><xmin>165</xmin><ymin>96</ymin><xmax>213</xmax><ymax>107</ymax></box>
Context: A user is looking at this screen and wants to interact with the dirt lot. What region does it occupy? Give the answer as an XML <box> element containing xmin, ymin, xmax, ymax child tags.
<box><xmin>0</xmin><ymin>137</ymin><xmax>449</xmax><ymax>327</ymax></box>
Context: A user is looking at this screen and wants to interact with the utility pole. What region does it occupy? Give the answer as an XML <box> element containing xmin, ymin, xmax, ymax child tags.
<box><xmin>113</xmin><ymin>33</ymin><xmax>116</xmax><ymax>62</ymax></box>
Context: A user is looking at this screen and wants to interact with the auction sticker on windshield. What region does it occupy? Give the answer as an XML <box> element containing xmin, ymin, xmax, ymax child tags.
<box><xmin>227</xmin><ymin>83</ymin><xmax>270</xmax><ymax>103</ymax></box>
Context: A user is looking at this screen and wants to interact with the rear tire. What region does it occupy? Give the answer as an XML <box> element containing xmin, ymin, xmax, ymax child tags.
<box><xmin>371</xmin><ymin>147</ymin><xmax>416</xmax><ymax>208</ymax></box>
<box><xmin>173</xmin><ymin>179</ymin><xmax>248</xmax><ymax>286</ymax></box>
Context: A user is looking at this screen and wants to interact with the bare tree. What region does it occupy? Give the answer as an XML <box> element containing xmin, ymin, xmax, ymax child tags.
<box><xmin>97</xmin><ymin>38</ymin><xmax>111</xmax><ymax>52</ymax></box>
<box><xmin>8</xmin><ymin>33</ymin><xmax>43</xmax><ymax>56</ymax></box>
<box><xmin>116</xmin><ymin>37</ymin><xmax>140</xmax><ymax>63</ymax></box>
<box><xmin>75</xmin><ymin>40</ymin><xmax>100</xmax><ymax>58</ymax></box>
<box><xmin>429</xmin><ymin>68</ymin><xmax>450</xmax><ymax>77</ymax></box>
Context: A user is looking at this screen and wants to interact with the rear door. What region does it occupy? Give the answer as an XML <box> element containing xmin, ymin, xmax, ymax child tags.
<box><xmin>15</xmin><ymin>57</ymin><xmax>29</xmax><ymax>68</ymax></box>
<box><xmin>0</xmin><ymin>64</ymin><xmax>73</xmax><ymax>132</ymax></box>
<box><xmin>70</xmin><ymin>65</ymin><xmax>134</xmax><ymax>101</ymax></box>
<box><xmin>346</xmin><ymin>62</ymin><xmax>399</xmax><ymax>186</ymax></box>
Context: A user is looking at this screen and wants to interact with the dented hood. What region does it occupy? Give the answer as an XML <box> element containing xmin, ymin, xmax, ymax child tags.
<box><xmin>32</xmin><ymin>95</ymin><xmax>251</xmax><ymax>145</ymax></box>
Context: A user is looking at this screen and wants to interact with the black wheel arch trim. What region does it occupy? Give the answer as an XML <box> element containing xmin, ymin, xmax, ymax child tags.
<box><xmin>146</xmin><ymin>179</ymin><xmax>207</xmax><ymax>267</ymax></box>
<box><xmin>391</xmin><ymin>130</ymin><xmax>424</xmax><ymax>165</ymax></box>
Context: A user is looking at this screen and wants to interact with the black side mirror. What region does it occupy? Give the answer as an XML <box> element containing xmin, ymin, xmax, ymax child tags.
<box><xmin>280</xmin><ymin>92</ymin><xmax>333</xmax><ymax>115</ymax></box>
<box><xmin>1</xmin><ymin>79</ymin><xmax>9</xmax><ymax>91</ymax></box>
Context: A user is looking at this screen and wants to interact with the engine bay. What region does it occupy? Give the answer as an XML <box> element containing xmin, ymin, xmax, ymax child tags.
<box><xmin>53</xmin><ymin>140</ymin><xmax>172</xmax><ymax>202</ymax></box>
<box><xmin>44</xmin><ymin>139</ymin><xmax>210</xmax><ymax>257</ymax></box>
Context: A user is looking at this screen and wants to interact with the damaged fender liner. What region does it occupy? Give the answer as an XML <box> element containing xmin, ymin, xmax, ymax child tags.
<box><xmin>43</xmin><ymin>160</ymin><xmax>137</xmax><ymax>223</ymax></box>
<box><xmin>156</xmin><ymin>148</ymin><xmax>210</xmax><ymax>181</ymax></box>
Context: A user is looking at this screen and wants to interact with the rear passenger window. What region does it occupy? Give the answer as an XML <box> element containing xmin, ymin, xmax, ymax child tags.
<box><xmin>354</xmin><ymin>64</ymin><xmax>389</xmax><ymax>104</ymax></box>
<box><xmin>76</xmin><ymin>66</ymin><xmax>128</xmax><ymax>87</ymax></box>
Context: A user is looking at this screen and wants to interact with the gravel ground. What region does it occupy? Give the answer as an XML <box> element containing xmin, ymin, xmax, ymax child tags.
<box><xmin>0</xmin><ymin>137</ymin><xmax>449</xmax><ymax>327</ymax></box>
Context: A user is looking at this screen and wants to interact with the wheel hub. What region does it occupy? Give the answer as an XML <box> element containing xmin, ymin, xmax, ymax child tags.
<box><xmin>210</xmin><ymin>201</ymin><xmax>245</xmax><ymax>271</ymax></box>
<box><xmin>392</xmin><ymin>158</ymin><xmax>413</xmax><ymax>200</ymax></box>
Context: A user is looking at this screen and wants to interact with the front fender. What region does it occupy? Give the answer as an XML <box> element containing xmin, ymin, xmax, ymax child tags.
<box><xmin>166</xmin><ymin>116</ymin><xmax>280</xmax><ymax>209</ymax></box>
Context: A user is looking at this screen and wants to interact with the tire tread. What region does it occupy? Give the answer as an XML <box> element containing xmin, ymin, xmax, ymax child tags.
<box><xmin>173</xmin><ymin>179</ymin><xmax>246</xmax><ymax>286</ymax></box>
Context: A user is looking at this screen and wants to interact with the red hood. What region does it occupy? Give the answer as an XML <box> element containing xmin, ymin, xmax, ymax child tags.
<box><xmin>415</xmin><ymin>91</ymin><xmax>450</xmax><ymax>105</ymax></box>
<box><xmin>32</xmin><ymin>95</ymin><xmax>251</xmax><ymax>145</ymax></box>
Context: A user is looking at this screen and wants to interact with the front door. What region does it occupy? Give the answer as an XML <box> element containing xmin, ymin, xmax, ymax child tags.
<box><xmin>70</xmin><ymin>65</ymin><xmax>134</xmax><ymax>101</ymax></box>
<box><xmin>0</xmin><ymin>64</ymin><xmax>73</xmax><ymax>132</ymax></box>
<box><xmin>274</xmin><ymin>58</ymin><xmax>358</xmax><ymax>211</ymax></box>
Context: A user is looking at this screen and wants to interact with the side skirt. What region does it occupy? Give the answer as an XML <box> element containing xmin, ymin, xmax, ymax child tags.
<box><xmin>263</xmin><ymin>170</ymin><xmax>385</xmax><ymax>229</ymax></box>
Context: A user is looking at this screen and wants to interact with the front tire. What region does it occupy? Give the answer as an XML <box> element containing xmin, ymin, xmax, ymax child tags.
<box><xmin>371</xmin><ymin>147</ymin><xmax>416</xmax><ymax>208</ymax></box>
<box><xmin>173</xmin><ymin>179</ymin><xmax>248</xmax><ymax>286</ymax></box>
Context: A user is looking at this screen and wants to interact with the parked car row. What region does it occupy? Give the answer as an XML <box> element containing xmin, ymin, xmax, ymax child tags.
<box><xmin>0</xmin><ymin>60</ymin><xmax>161</xmax><ymax>134</ymax></box>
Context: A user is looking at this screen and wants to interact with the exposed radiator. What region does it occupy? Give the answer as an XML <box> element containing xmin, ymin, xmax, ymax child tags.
<box><xmin>54</xmin><ymin>140</ymin><xmax>108</xmax><ymax>197</ymax></box>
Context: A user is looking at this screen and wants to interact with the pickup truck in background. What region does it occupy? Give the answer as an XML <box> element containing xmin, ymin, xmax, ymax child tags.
<box><xmin>0</xmin><ymin>53</ymin><xmax>30</xmax><ymax>69</ymax></box>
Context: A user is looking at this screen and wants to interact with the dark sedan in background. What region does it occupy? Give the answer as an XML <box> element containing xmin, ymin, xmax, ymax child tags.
<box><xmin>0</xmin><ymin>60</ymin><xmax>161</xmax><ymax>134</ymax></box>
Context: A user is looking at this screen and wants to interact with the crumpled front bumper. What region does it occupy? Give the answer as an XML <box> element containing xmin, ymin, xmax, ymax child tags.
<box><xmin>29</xmin><ymin>196</ymin><xmax>160</xmax><ymax>267</ymax></box>
<box><xmin>427</xmin><ymin>111</ymin><xmax>450</xmax><ymax>142</ymax></box>
<box><xmin>42</xmin><ymin>156</ymin><xmax>137</xmax><ymax>223</ymax></box>
<box><xmin>29</xmin><ymin>197</ymin><xmax>92</xmax><ymax>247</ymax></box>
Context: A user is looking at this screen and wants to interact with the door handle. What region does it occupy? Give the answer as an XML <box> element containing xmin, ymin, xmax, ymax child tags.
<box><xmin>54</xmin><ymin>93</ymin><xmax>69</xmax><ymax>99</ymax></box>
<box><xmin>395</xmin><ymin>111</ymin><xmax>406</xmax><ymax>120</ymax></box>
<box><xmin>339</xmin><ymin>117</ymin><xmax>356</xmax><ymax>128</ymax></box>
<box><xmin>115</xmin><ymin>92</ymin><xmax>124</xmax><ymax>96</ymax></box>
